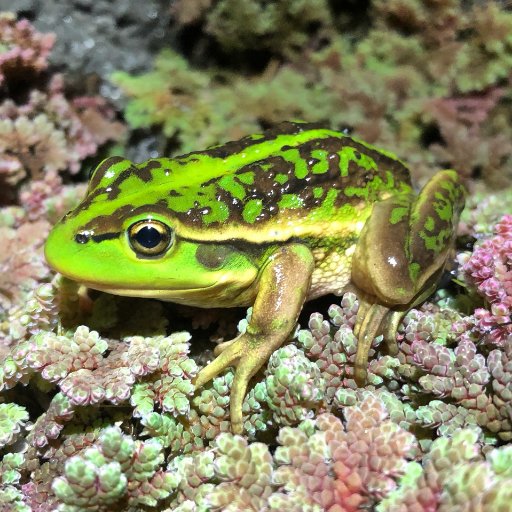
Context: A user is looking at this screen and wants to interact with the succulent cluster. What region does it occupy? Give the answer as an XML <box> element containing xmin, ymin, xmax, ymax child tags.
<box><xmin>378</xmin><ymin>429</ymin><xmax>512</xmax><ymax>511</ymax></box>
<box><xmin>0</xmin><ymin>14</ymin><xmax>54</xmax><ymax>84</ymax></box>
<box><xmin>457</xmin><ymin>214</ymin><xmax>512</xmax><ymax>347</ymax></box>
<box><xmin>52</xmin><ymin>426</ymin><xmax>178</xmax><ymax>511</ymax></box>
<box><xmin>0</xmin><ymin>13</ymin><xmax>124</xmax><ymax>197</ymax></box>
<box><xmin>166</xmin><ymin>394</ymin><xmax>417</xmax><ymax>511</ymax></box>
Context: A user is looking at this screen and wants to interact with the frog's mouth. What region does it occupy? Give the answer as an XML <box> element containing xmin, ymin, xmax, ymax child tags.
<box><xmin>79</xmin><ymin>280</ymin><xmax>231</xmax><ymax>307</ymax></box>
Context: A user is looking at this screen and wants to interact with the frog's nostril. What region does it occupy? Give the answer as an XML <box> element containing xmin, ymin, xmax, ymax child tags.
<box><xmin>75</xmin><ymin>231</ymin><xmax>92</xmax><ymax>244</ymax></box>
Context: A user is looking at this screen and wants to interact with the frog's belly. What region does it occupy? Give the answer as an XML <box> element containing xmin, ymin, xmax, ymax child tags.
<box><xmin>307</xmin><ymin>244</ymin><xmax>355</xmax><ymax>300</ymax></box>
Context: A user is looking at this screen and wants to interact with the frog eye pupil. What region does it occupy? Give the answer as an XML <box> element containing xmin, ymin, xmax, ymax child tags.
<box><xmin>135</xmin><ymin>226</ymin><xmax>161</xmax><ymax>249</ymax></box>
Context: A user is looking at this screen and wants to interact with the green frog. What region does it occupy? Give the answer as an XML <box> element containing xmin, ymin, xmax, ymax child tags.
<box><xmin>45</xmin><ymin>122</ymin><xmax>465</xmax><ymax>433</ymax></box>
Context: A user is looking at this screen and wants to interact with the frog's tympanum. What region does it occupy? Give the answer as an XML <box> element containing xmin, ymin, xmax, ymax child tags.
<box><xmin>45</xmin><ymin>122</ymin><xmax>465</xmax><ymax>433</ymax></box>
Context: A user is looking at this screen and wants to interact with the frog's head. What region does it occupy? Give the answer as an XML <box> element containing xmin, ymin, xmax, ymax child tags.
<box><xmin>45</xmin><ymin>157</ymin><xmax>258</xmax><ymax>304</ymax></box>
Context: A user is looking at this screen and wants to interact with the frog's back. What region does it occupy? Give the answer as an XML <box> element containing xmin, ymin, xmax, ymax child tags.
<box><xmin>84</xmin><ymin>122</ymin><xmax>413</xmax><ymax>244</ymax></box>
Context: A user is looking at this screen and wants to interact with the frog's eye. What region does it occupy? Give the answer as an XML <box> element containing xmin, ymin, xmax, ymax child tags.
<box><xmin>128</xmin><ymin>220</ymin><xmax>173</xmax><ymax>257</ymax></box>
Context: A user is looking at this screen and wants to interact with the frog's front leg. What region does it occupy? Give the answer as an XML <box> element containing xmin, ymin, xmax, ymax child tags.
<box><xmin>193</xmin><ymin>243</ymin><xmax>314</xmax><ymax>434</ymax></box>
<box><xmin>351</xmin><ymin>170</ymin><xmax>465</xmax><ymax>383</ymax></box>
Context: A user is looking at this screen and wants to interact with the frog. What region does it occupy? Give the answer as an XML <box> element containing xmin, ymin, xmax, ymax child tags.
<box><xmin>44</xmin><ymin>121</ymin><xmax>465</xmax><ymax>434</ymax></box>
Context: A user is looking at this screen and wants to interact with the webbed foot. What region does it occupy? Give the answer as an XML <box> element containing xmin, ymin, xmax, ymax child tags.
<box><xmin>353</xmin><ymin>298</ymin><xmax>405</xmax><ymax>384</ymax></box>
<box><xmin>194</xmin><ymin>331</ymin><xmax>276</xmax><ymax>434</ymax></box>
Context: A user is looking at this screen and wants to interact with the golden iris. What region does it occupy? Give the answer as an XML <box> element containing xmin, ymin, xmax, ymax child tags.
<box><xmin>128</xmin><ymin>220</ymin><xmax>173</xmax><ymax>256</ymax></box>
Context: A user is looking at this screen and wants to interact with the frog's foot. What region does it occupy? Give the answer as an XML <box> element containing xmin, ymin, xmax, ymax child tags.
<box><xmin>353</xmin><ymin>286</ymin><xmax>438</xmax><ymax>383</ymax></box>
<box><xmin>353</xmin><ymin>298</ymin><xmax>406</xmax><ymax>384</ymax></box>
<box><xmin>193</xmin><ymin>331</ymin><xmax>278</xmax><ymax>434</ymax></box>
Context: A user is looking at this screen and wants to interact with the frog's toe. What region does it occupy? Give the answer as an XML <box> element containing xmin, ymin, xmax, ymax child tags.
<box><xmin>213</xmin><ymin>335</ymin><xmax>240</xmax><ymax>356</ymax></box>
<box><xmin>193</xmin><ymin>338</ymin><xmax>244</xmax><ymax>389</ymax></box>
<box><xmin>229</xmin><ymin>358</ymin><xmax>259</xmax><ymax>434</ymax></box>
<box><xmin>195</xmin><ymin>349</ymin><xmax>257</xmax><ymax>434</ymax></box>
<box><xmin>380</xmin><ymin>310</ymin><xmax>405</xmax><ymax>356</ymax></box>
<box><xmin>354</xmin><ymin>302</ymin><xmax>389</xmax><ymax>384</ymax></box>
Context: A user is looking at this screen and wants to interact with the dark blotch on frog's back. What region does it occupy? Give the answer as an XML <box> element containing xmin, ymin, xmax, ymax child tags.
<box><xmin>65</xmin><ymin>157</ymin><xmax>154</xmax><ymax>224</ymax></box>
<box><xmin>137</xmin><ymin>160</ymin><xmax>162</xmax><ymax>183</ymax></box>
<box><xmin>101</xmin><ymin>160</ymin><xmax>160</xmax><ymax>202</ymax></box>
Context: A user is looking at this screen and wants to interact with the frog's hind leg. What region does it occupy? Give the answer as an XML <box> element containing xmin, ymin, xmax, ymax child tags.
<box><xmin>351</xmin><ymin>170</ymin><xmax>465</xmax><ymax>384</ymax></box>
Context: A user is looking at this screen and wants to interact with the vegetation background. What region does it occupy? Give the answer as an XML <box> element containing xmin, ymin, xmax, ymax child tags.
<box><xmin>0</xmin><ymin>1</ymin><xmax>512</xmax><ymax>511</ymax></box>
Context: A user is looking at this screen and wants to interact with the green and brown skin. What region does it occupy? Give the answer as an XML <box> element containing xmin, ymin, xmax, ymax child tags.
<box><xmin>45</xmin><ymin>122</ymin><xmax>465</xmax><ymax>434</ymax></box>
